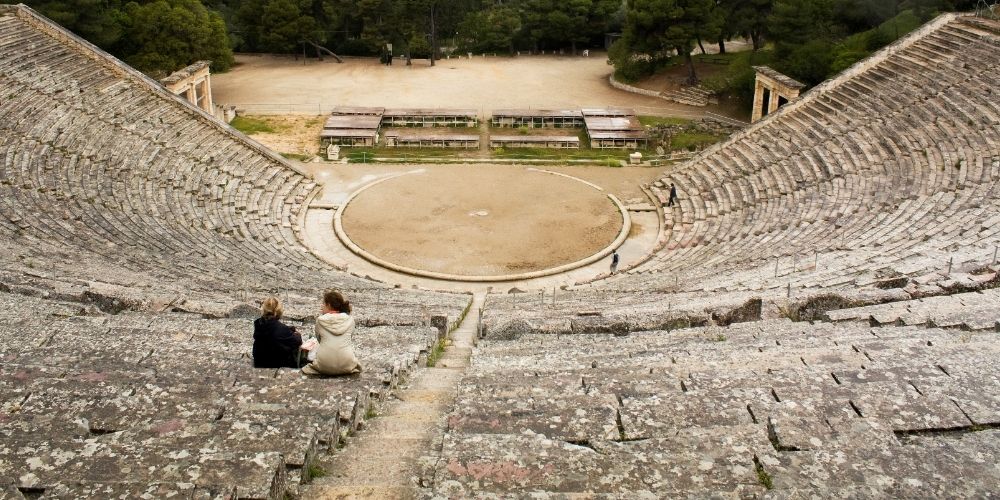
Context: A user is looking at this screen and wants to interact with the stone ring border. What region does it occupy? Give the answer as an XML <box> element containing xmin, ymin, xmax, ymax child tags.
<box><xmin>332</xmin><ymin>167</ymin><xmax>631</xmax><ymax>283</ymax></box>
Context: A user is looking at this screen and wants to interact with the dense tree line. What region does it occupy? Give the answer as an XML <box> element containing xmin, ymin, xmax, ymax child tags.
<box><xmin>13</xmin><ymin>0</ymin><xmax>234</xmax><ymax>76</ymax></box>
<box><xmin>207</xmin><ymin>0</ymin><xmax>625</xmax><ymax>57</ymax></box>
<box><xmin>611</xmin><ymin>0</ymin><xmax>980</xmax><ymax>87</ymax></box>
<box><xmin>13</xmin><ymin>0</ymin><xmax>626</xmax><ymax>74</ymax></box>
<box><xmin>12</xmin><ymin>0</ymin><xmax>982</xmax><ymax>81</ymax></box>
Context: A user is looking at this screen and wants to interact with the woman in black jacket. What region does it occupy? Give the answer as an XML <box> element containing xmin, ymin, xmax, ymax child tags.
<box><xmin>253</xmin><ymin>297</ymin><xmax>303</xmax><ymax>368</ymax></box>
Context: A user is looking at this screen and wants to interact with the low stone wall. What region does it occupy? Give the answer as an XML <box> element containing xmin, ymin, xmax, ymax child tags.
<box><xmin>608</xmin><ymin>75</ymin><xmax>663</xmax><ymax>98</ymax></box>
<box><xmin>609</xmin><ymin>75</ymin><xmax>710</xmax><ymax>107</ymax></box>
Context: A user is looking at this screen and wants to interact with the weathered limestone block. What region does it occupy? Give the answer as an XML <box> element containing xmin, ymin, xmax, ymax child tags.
<box><xmin>38</xmin><ymin>481</ymin><xmax>228</xmax><ymax>499</ymax></box>
<box><xmin>0</xmin><ymin>437</ymin><xmax>286</xmax><ymax>500</ymax></box>
<box><xmin>847</xmin><ymin>381</ymin><xmax>972</xmax><ymax>431</ymax></box>
<box><xmin>447</xmin><ymin>394</ymin><xmax>620</xmax><ymax>441</ymax></box>
<box><xmin>619</xmin><ymin>392</ymin><xmax>759</xmax><ymax>440</ymax></box>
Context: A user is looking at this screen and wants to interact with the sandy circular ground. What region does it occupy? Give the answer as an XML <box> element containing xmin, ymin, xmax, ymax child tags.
<box><xmin>213</xmin><ymin>54</ymin><xmax>724</xmax><ymax>117</ymax></box>
<box><xmin>339</xmin><ymin>168</ymin><xmax>622</xmax><ymax>276</ymax></box>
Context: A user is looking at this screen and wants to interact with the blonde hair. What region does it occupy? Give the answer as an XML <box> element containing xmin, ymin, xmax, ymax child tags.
<box><xmin>261</xmin><ymin>297</ymin><xmax>283</xmax><ymax>319</ymax></box>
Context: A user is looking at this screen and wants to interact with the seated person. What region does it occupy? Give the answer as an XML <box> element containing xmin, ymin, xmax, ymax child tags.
<box><xmin>302</xmin><ymin>290</ymin><xmax>362</xmax><ymax>376</ymax></box>
<box><xmin>253</xmin><ymin>297</ymin><xmax>304</xmax><ymax>368</ymax></box>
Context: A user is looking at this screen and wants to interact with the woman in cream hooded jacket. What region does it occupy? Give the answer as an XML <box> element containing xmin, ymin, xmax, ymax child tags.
<box><xmin>302</xmin><ymin>290</ymin><xmax>362</xmax><ymax>376</ymax></box>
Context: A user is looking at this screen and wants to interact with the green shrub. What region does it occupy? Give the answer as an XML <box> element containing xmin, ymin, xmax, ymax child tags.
<box><xmin>307</xmin><ymin>464</ymin><xmax>327</xmax><ymax>479</ymax></box>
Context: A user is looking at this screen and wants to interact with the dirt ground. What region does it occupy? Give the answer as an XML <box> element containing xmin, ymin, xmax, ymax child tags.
<box><xmin>336</xmin><ymin>166</ymin><xmax>634</xmax><ymax>276</ymax></box>
<box><xmin>300</xmin><ymin>162</ymin><xmax>662</xmax><ymax>207</ymax></box>
<box><xmin>213</xmin><ymin>53</ymin><xmax>739</xmax><ymax>118</ymax></box>
<box><xmin>217</xmin><ymin>53</ymin><xmax>684</xmax><ymax>277</ymax></box>
<box><xmin>241</xmin><ymin>115</ymin><xmax>325</xmax><ymax>156</ymax></box>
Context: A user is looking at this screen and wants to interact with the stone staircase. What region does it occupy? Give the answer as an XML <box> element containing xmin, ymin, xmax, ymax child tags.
<box><xmin>660</xmin><ymin>84</ymin><xmax>717</xmax><ymax>106</ymax></box>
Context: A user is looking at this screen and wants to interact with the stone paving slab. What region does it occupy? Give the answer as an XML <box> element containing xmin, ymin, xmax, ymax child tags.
<box><xmin>0</xmin><ymin>437</ymin><xmax>285</xmax><ymax>499</ymax></box>
<box><xmin>583</xmin><ymin>368</ymin><xmax>685</xmax><ymax>398</ymax></box>
<box><xmin>619</xmin><ymin>391</ymin><xmax>761</xmax><ymax>439</ymax></box>
<box><xmin>433</xmin><ymin>430</ymin><xmax>773</xmax><ymax>497</ymax></box>
<box><xmin>847</xmin><ymin>381</ymin><xmax>972</xmax><ymax>431</ymax></box>
<box><xmin>0</xmin><ymin>486</ymin><xmax>24</xmax><ymax>500</ymax></box>
<box><xmin>437</xmin><ymin>313</ymin><xmax>1000</xmax><ymax>496</ymax></box>
<box><xmin>767</xmin><ymin>428</ymin><xmax>1000</xmax><ymax>496</ymax></box>
<box><xmin>36</xmin><ymin>482</ymin><xmax>226</xmax><ymax>500</ymax></box>
<box><xmin>448</xmin><ymin>394</ymin><xmax>620</xmax><ymax>441</ymax></box>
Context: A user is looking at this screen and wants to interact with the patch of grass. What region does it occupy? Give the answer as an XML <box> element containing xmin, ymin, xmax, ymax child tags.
<box><xmin>281</xmin><ymin>152</ymin><xmax>312</xmax><ymax>161</ymax></box>
<box><xmin>346</xmin><ymin>147</ymin><xmax>457</xmax><ymax>162</ymax></box>
<box><xmin>426</xmin><ymin>338</ymin><xmax>446</xmax><ymax>367</ymax></box>
<box><xmin>670</xmin><ymin>132</ymin><xmax>725</xmax><ymax>152</ymax></box>
<box><xmin>713</xmin><ymin>333</ymin><xmax>727</xmax><ymax>342</ymax></box>
<box><xmin>491</xmin><ymin>147</ymin><xmax>634</xmax><ymax>162</ymax></box>
<box><xmin>230</xmin><ymin>116</ymin><xmax>275</xmax><ymax>135</ymax></box>
<box><xmin>343</xmin><ymin>142</ymin><xmax>647</xmax><ymax>165</ymax></box>
<box><xmin>638</xmin><ymin>116</ymin><xmax>693</xmax><ymax>127</ymax></box>
<box><xmin>449</xmin><ymin>298</ymin><xmax>474</xmax><ymax>335</ymax></box>
<box><xmin>307</xmin><ymin>464</ymin><xmax>327</xmax><ymax>479</ymax></box>
<box><xmin>365</xmin><ymin>406</ymin><xmax>378</xmax><ymax>419</ymax></box>
<box><xmin>754</xmin><ymin>457</ymin><xmax>773</xmax><ymax>490</ymax></box>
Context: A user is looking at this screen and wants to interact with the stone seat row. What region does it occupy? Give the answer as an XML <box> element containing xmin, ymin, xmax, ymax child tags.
<box><xmin>0</xmin><ymin>110</ymin><xmax>309</xmax><ymax>252</ymax></box>
<box><xmin>649</xmin><ymin>144</ymin><xmax>993</xmax><ymax>256</ymax></box>
<box><xmin>655</xmin><ymin>114</ymin><xmax>995</xmax><ymax>228</ymax></box>
<box><xmin>632</xmin><ymin>18</ymin><xmax>1000</xmax><ymax>293</ymax></box>
<box><xmin>0</xmin><ymin>23</ymin><xmax>329</xmax><ymax>273</ymax></box>
<box><xmin>825</xmin><ymin>287</ymin><xmax>1000</xmax><ymax>329</ymax></box>
<box><xmin>431</xmin><ymin>312</ymin><xmax>1000</xmax><ymax>496</ymax></box>
<box><xmin>0</xmin><ymin>246</ymin><xmax>471</xmax><ymax>325</ymax></box>
<box><xmin>1</xmin><ymin>6</ymin><xmax>473</xmax><ymax>324</ymax></box>
<box><xmin>0</xmin><ymin>289</ymin><xmax>443</xmax><ymax>498</ymax></box>
<box><xmin>0</xmin><ymin>135</ymin><xmax>337</xmax><ymax>292</ymax></box>
<box><xmin>645</xmin><ymin>189</ymin><xmax>998</xmax><ymax>294</ymax></box>
<box><xmin>649</xmin><ymin>178</ymin><xmax>996</xmax><ymax>280</ymax></box>
<box><xmin>0</xmin><ymin>128</ymin><xmax>322</xmax><ymax>277</ymax></box>
<box><xmin>632</xmin><ymin>121</ymin><xmax>997</xmax><ymax>292</ymax></box>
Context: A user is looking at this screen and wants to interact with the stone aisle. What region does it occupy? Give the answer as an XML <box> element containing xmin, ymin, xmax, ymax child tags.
<box><xmin>303</xmin><ymin>293</ymin><xmax>483</xmax><ymax>499</ymax></box>
<box><xmin>477</xmin><ymin>120</ymin><xmax>491</xmax><ymax>156</ymax></box>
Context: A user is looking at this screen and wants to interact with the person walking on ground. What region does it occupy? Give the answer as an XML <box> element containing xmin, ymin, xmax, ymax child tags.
<box><xmin>302</xmin><ymin>290</ymin><xmax>362</xmax><ymax>376</ymax></box>
<box><xmin>667</xmin><ymin>183</ymin><xmax>678</xmax><ymax>207</ymax></box>
<box><xmin>253</xmin><ymin>297</ymin><xmax>304</xmax><ymax>369</ymax></box>
<box><xmin>610</xmin><ymin>251</ymin><xmax>620</xmax><ymax>274</ymax></box>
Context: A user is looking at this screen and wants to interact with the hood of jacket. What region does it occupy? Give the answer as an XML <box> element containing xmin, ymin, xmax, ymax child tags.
<box><xmin>253</xmin><ymin>316</ymin><xmax>279</xmax><ymax>337</ymax></box>
<box><xmin>316</xmin><ymin>312</ymin><xmax>354</xmax><ymax>336</ymax></box>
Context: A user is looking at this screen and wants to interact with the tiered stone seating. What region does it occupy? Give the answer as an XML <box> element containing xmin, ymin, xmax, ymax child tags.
<box><xmin>0</xmin><ymin>7</ymin><xmax>472</xmax><ymax>497</ymax></box>
<box><xmin>826</xmin><ymin>287</ymin><xmax>1000</xmax><ymax>329</ymax></box>
<box><xmin>480</xmin><ymin>14</ymin><xmax>1000</xmax><ymax>333</ymax></box>
<box><xmin>481</xmin><ymin>287</ymin><xmax>770</xmax><ymax>337</ymax></box>
<box><xmin>633</xmin><ymin>16</ymin><xmax>1000</xmax><ymax>293</ymax></box>
<box><xmin>0</xmin><ymin>292</ymin><xmax>438</xmax><ymax>498</ymax></box>
<box><xmin>0</xmin><ymin>5</ymin><xmax>469</xmax><ymax>323</ymax></box>
<box><xmin>432</xmin><ymin>318</ymin><xmax>1000</xmax><ymax>496</ymax></box>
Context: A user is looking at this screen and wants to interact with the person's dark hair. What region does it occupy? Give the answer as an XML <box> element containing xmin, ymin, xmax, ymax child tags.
<box><xmin>323</xmin><ymin>289</ymin><xmax>352</xmax><ymax>314</ymax></box>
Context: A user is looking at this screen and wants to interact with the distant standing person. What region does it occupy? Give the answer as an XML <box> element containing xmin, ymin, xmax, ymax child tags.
<box><xmin>253</xmin><ymin>297</ymin><xmax>303</xmax><ymax>369</ymax></box>
<box><xmin>610</xmin><ymin>251</ymin><xmax>620</xmax><ymax>274</ymax></box>
<box><xmin>302</xmin><ymin>290</ymin><xmax>362</xmax><ymax>376</ymax></box>
<box><xmin>667</xmin><ymin>183</ymin><xmax>678</xmax><ymax>207</ymax></box>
